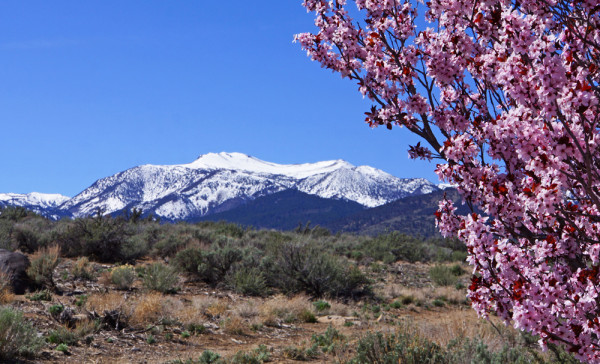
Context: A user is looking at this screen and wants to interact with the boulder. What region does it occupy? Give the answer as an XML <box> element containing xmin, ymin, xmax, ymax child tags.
<box><xmin>0</xmin><ymin>249</ymin><xmax>32</xmax><ymax>294</ymax></box>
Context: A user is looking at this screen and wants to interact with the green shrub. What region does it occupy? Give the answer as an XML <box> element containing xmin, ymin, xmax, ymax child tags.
<box><xmin>432</xmin><ymin>299</ymin><xmax>445</xmax><ymax>307</ymax></box>
<box><xmin>146</xmin><ymin>334</ymin><xmax>156</xmax><ymax>344</ymax></box>
<box><xmin>27</xmin><ymin>289</ymin><xmax>52</xmax><ymax>301</ymax></box>
<box><xmin>390</xmin><ymin>300</ymin><xmax>402</xmax><ymax>309</ymax></box>
<box><xmin>173</xmin><ymin>246</ymin><xmax>205</xmax><ymax>275</ymax></box>
<box><xmin>429</xmin><ymin>265</ymin><xmax>459</xmax><ymax>286</ymax></box>
<box><xmin>450</xmin><ymin>263</ymin><xmax>465</xmax><ymax>276</ymax></box>
<box><xmin>184</xmin><ymin>323</ymin><xmax>206</xmax><ymax>335</ymax></box>
<box><xmin>197</xmin><ymin>244</ymin><xmax>245</xmax><ymax>285</ymax></box>
<box><xmin>48</xmin><ymin>304</ymin><xmax>64</xmax><ymax>316</ymax></box>
<box><xmin>451</xmin><ymin>250</ymin><xmax>468</xmax><ymax>262</ymax></box>
<box><xmin>198</xmin><ymin>350</ymin><xmax>222</xmax><ymax>363</ymax></box>
<box><xmin>298</xmin><ymin>309</ymin><xmax>317</xmax><ymax>323</ymax></box>
<box><xmin>110</xmin><ymin>265</ymin><xmax>137</xmax><ymax>290</ymax></box>
<box><xmin>230</xmin><ymin>344</ymin><xmax>270</xmax><ymax>364</ymax></box>
<box><xmin>47</xmin><ymin>326</ymin><xmax>78</xmax><ymax>345</ymax></box>
<box><xmin>13</xmin><ymin>224</ymin><xmax>43</xmax><ymax>253</ymax></box>
<box><xmin>275</xmin><ymin>241</ymin><xmax>370</xmax><ymax>298</ymax></box>
<box><xmin>57</xmin><ymin>215</ymin><xmax>137</xmax><ymax>262</ymax></box>
<box><xmin>313</xmin><ymin>300</ymin><xmax>331</xmax><ymax>312</ymax></box>
<box><xmin>0</xmin><ymin>307</ymin><xmax>43</xmax><ymax>360</ymax></box>
<box><xmin>228</xmin><ymin>267</ymin><xmax>268</xmax><ymax>296</ymax></box>
<box><xmin>55</xmin><ymin>343</ymin><xmax>69</xmax><ymax>353</ymax></box>
<box><xmin>445</xmin><ymin>337</ymin><xmax>545</xmax><ymax>364</ymax></box>
<box><xmin>142</xmin><ymin>263</ymin><xmax>179</xmax><ymax>293</ymax></box>
<box><xmin>349</xmin><ymin>331</ymin><xmax>448</xmax><ymax>364</ymax></box>
<box><xmin>311</xmin><ymin>325</ymin><xmax>345</xmax><ymax>354</ymax></box>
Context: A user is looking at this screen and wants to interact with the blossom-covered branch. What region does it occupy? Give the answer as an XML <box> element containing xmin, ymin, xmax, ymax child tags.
<box><xmin>297</xmin><ymin>0</ymin><xmax>600</xmax><ymax>361</ymax></box>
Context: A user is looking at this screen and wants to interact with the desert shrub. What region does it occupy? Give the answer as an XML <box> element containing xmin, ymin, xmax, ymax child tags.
<box><xmin>173</xmin><ymin>246</ymin><xmax>205</xmax><ymax>275</ymax></box>
<box><xmin>228</xmin><ymin>267</ymin><xmax>268</xmax><ymax>296</ymax></box>
<box><xmin>230</xmin><ymin>344</ymin><xmax>270</xmax><ymax>364</ymax></box>
<box><xmin>72</xmin><ymin>257</ymin><xmax>95</xmax><ymax>280</ymax></box>
<box><xmin>349</xmin><ymin>331</ymin><xmax>448</xmax><ymax>364</ymax></box>
<box><xmin>313</xmin><ymin>300</ymin><xmax>331</xmax><ymax>312</ymax></box>
<box><xmin>0</xmin><ymin>206</ymin><xmax>34</xmax><ymax>221</ymax></box>
<box><xmin>48</xmin><ymin>304</ymin><xmax>64</xmax><ymax>316</ymax></box>
<box><xmin>298</xmin><ymin>309</ymin><xmax>317</xmax><ymax>323</ymax></box>
<box><xmin>47</xmin><ymin>326</ymin><xmax>79</xmax><ymax>345</ymax></box>
<box><xmin>0</xmin><ymin>306</ymin><xmax>43</xmax><ymax>360</ymax></box>
<box><xmin>142</xmin><ymin>263</ymin><xmax>179</xmax><ymax>293</ymax></box>
<box><xmin>57</xmin><ymin>215</ymin><xmax>136</xmax><ymax>262</ymax></box>
<box><xmin>449</xmin><ymin>263</ymin><xmax>465</xmax><ymax>276</ymax></box>
<box><xmin>197</xmin><ymin>243</ymin><xmax>245</xmax><ymax>285</ymax></box>
<box><xmin>445</xmin><ymin>337</ymin><xmax>541</xmax><ymax>364</ymax></box>
<box><xmin>209</xmin><ymin>221</ymin><xmax>246</xmax><ymax>239</ymax></box>
<box><xmin>0</xmin><ymin>220</ymin><xmax>14</xmax><ymax>250</ymax></box>
<box><xmin>27</xmin><ymin>245</ymin><xmax>60</xmax><ymax>288</ymax></box>
<box><xmin>274</xmin><ymin>241</ymin><xmax>370</xmax><ymax>298</ymax></box>
<box><xmin>198</xmin><ymin>350</ymin><xmax>222</xmax><ymax>363</ymax></box>
<box><xmin>175</xmin><ymin>243</ymin><xmax>257</xmax><ymax>287</ymax></box>
<box><xmin>12</xmin><ymin>224</ymin><xmax>43</xmax><ymax>253</ymax></box>
<box><xmin>360</xmin><ymin>233</ymin><xmax>428</xmax><ymax>263</ymax></box>
<box><xmin>451</xmin><ymin>250</ymin><xmax>468</xmax><ymax>262</ymax></box>
<box><xmin>121</xmin><ymin>234</ymin><xmax>150</xmax><ymax>260</ymax></box>
<box><xmin>429</xmin><ymin>265</ymin><xmax>460</xmax><ymax>286</ymax></box>
<box><xmin>152</xmin><ymin>233</ymin><xmax>189</xmax><ymax>257</ymax></box>
<box><xmin>27</xmin><ymin>289</ymin><xmax>52</xmax><ymax>301</ymax></box>
<box><xmin>110</xmin><ymin>265</ymin><xmax>137</xmax><ymax>290</ymax></box>
<box><xmin>311</xmin><ymin>325</ymin><xmax>345</xmax><ymax>354</ymax></box>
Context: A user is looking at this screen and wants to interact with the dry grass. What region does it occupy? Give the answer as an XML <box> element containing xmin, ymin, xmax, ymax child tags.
<box><xmin>27</xmin><ymin>245</ymin><xmax>60</xmax><ymax>287</ymax></box>
<box><xmin>85</xmin><ymin>292</ymin><xmax>129</xmax><ymax>313</ymax></box>
<box><xmin>221</xmin><ymin>316</ymin><xmax>246</xmax><ymax>335</ymax></box>
<box><xmin>173</xmin><ymin>295</ymin><xmax>228</xmax><ymax>325</ymax></box>
<box><xmin>197</xmin><ymin>297</ymin><xmax>228</xmax><ymax>318</ymax></box>
<box><xmin>397</xmin><ymin>309</ymin><xmax>515</xmax><ymax>351</ymax></box>
<box><xmin>173</xmin><ymin>305</ymin><xmax>204</xmax><ymax>327</ymax></box>
<box><xmin>232</xmin><ymin>299</ymin><xmax>259</xmax><ymax>319</ymax></box>
<box><xmin>130</xmin><ymin>292</ymin><xmax>166</xmax><ymax>326</ymax></box>
<box><xmin>0</xmin><ymin>271</ymin><xmax>15</xmax><ymax>304</ymax></box>
<box><xmin>71</xmin><ymin>257</ymin><xmax>95</xmax><ymax>280</ymax></box>
<box><xmin>259</xmin><ymin>295</ymin><xmax>313</xmax><ymax>325</ymax></box>
<box><xmin>74</xmin><ymin>318</ymin><xmax>98</xmax><ymax>337</ymax></box>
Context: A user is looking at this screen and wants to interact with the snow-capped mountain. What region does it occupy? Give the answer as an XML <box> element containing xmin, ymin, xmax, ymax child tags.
<box><xmin>58</xmin><ymin>152</ymin><xmax>439</xmax><ymax>221</ymax></box>
<box><xmin>0</xmin><ymin>192</ymin><xmax>70</xmax><ymax>219</ymax></box>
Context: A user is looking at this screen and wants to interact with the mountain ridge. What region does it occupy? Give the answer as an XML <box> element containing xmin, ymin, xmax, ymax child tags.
<box><xmin>0</xmin><ymin>152</ymin><xmax>441</xmax><ymax>223</ymax></box>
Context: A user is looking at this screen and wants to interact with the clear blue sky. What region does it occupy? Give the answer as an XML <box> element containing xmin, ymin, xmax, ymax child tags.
<box><xmin>0</xmin><ymin>1</ymin><xmax>438</xmax><ymax>197</ymax></box>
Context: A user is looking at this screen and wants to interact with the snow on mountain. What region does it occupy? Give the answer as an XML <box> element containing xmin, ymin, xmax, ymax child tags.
<box><xmin>58</xmin><ymin>152</ymin><xmax>439</xmax><ymax>220</ymax></box>
<box><xmin>182</xmin><ymin>152</ymin><xmax>354</xmax><ymax>179</ymax></box>
<box><xmin>0</xmin><ymin>192</ymin><xmax>71</xmax><ymax>219</ymax></box>
<box><xmin>1</xmin><ymin>152</ymin><xmax>440</xmax><ymax>221</ymax></box>
<box><xmin>0</xmin><ymin>192</ymin><xmax>69</xmax><ymax>208</ymax></box>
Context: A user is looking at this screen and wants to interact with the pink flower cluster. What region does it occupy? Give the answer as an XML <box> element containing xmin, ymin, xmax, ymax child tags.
<box><xmin>297</xmin><ymin>0</ymin><xmax>600</xmax><ymax>361</ymax></box>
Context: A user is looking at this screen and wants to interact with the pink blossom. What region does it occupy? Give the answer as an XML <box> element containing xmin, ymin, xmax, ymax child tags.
<box><xmin>298</xmin><ymin>0</ymin><xmax>600</xmax><ymax>361</ymax></box>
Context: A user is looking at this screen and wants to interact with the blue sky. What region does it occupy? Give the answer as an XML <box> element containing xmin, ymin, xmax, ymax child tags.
<box><xmin>0</xmin><ymin>1</ymin><xmax>438</xmax><ymax>197</ymax></box>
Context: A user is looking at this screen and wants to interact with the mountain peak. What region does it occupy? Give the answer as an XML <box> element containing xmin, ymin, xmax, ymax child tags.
<box><xmin>183</xmin><ymin>152</ymin><xmax>354</xmax><ymax>179</ymax></box>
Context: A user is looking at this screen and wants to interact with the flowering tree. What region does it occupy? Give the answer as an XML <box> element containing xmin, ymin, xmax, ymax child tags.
<box><xmin>296</xmin><ymin>0</ymin><xmax>600</xmax><ymax>361</ymax></box>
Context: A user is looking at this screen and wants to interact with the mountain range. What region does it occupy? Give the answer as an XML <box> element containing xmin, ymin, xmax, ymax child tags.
<box><xmin>0</xmin><ymin>152</ymin><xmax>454</xmax><ymax>235</ymax></box>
